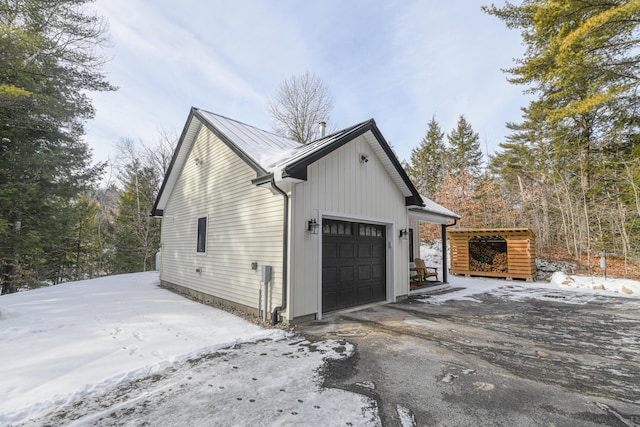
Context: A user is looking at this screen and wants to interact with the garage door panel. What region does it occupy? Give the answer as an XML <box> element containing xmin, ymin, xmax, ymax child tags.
<box><xmin>339</xmin><ymin>266</ymin><xmax>354</xmax><ymax>282</ymax></box>
<box><xmin>358</xmin><ymin>264</ymin><xmax>371</xmax><ymax>280</ymax></box>
<box><xmin>323</xmin><ymin>242</ymin><xmax>337</xmax><ymax>259</ymax></box>
<box><xmin>339</xmin><ymin>243</ymin><xmax>354</xmax><ymax>258</ymax></box>
<box><xmin>356</xmin><ymin>286</ymin><xmax>372</xmax><ymax>302</ymax></box>
<box><xmin>322</xmin><ymin>219</ymin><xmax>386</xmax><ymax>313</ymax></box>
<box><xmin>322</xmin><ymin>266</ymin><xmax>337</xmax><ymax>285</ymax></box>
<box><xmin>372</xmin><ymin>244</ymin><xmax>385</xmax><ymax>258</ymax></box>
<box><xmin>372</xmin><ymin>264</ymin><xmax>383</xmax><ymax>279</ymax></box>
<box><xmin>358</xmin><ymin>244</ymin><xmax>372</xmax><ymax>258</ymax></box>
<box><xmin>371</xmin><ymin>284</ymin><xmax>385</xmax><ymax>299</ymax></box>
<box><xmin>338</xmin><ymin>289</ymin><xmax>354</xmax><ymax>308</ymax></box>
<box><xmin>322</xmin><ymin>290</ymin><xmax>337</xmax><ymax>312</ymax></box>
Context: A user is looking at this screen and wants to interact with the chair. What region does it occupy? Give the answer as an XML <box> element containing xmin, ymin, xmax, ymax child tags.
<box><xmin>411</xmin><ymin>258</ymin><xmax>438</xmax><ymax>288</ymax></box>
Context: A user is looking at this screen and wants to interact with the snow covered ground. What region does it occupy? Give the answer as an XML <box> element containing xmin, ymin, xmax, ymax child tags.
<box><xmin>1</xmin><ymin>268</ymin><xmax>639</xmax><ymax>426</ymax></box>
<box><xmin>420</xmin><ymin>271</ymin><xmax>640</xmax><ymax>306</ymax></box>
<box><xmin>419</xmin><ymin>241</ymin><xmax>640</xmax><ymax>304</ymax></box>
<box><xmin>0</xmin><ymin>273</ymin><xmax>377</xmax><ymax>426</ymax></box>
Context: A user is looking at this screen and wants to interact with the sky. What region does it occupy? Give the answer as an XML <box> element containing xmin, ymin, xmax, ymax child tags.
<box><xmin>2</xmin><ymin>270</ymin><xmax>637</xmax><ymax>424</ymax></box>
<box><xmin>86</xmin><ymin>0</ymin><xmax>529</xmax><ymax>169</ymax></box>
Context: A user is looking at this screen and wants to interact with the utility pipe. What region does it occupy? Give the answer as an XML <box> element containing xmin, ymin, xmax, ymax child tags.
<box><xmin>269</xmin><ymin>177</ymin><xmax>289</xmax><ymax>325</ymax></box>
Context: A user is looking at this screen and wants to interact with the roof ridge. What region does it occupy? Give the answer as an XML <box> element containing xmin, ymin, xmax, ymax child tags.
<box><xmin>194</xmin><ymin>107</ymin><xmax>296</xmax><ymax>143</ymax></box>
<box><xmin>307</xmin><ymin>119</ymin><xmax>373</xmax><ymax>144</ymax></box>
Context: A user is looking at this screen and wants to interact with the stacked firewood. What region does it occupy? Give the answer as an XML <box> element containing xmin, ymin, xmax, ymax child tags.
<box><xmin>469</xmin><ymin>244</ymin><xmax>508</xmax><ymax>272</ymax></box>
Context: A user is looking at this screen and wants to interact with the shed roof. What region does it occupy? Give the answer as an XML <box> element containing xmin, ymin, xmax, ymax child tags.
<box><xmin>448</xmin><ymin>228</ymin><xmax>536</xmax><ymax>237</ymax></box>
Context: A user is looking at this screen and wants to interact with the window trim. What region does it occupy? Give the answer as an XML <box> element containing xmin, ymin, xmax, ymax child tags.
<box><xmin>196</xmin><ymin>216</ymin><xmax>208</xmax><ymax>255</ymax></box>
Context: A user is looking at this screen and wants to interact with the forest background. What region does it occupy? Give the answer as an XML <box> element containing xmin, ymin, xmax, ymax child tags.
<box><xmin>1</xmin><ymin>0</ymin><xmax>639</xmax><ymax>294</ymax></box>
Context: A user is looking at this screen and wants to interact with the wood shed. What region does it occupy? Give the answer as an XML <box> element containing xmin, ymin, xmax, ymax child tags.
<box><xmin>449</xmin><ymin>228</ymin><xmax>536</xmax><ymax>280</ymax></box>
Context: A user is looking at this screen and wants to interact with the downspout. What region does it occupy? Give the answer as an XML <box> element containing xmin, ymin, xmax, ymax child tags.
<box><xmin>269</xmin><ymin>177</ymin><xmax>289</xmax><ymax>325</ymax></box>
<box><xmin>441</xmin><ymin>219</ymin><xmax>458</xmax><ymax>284</ymax></box>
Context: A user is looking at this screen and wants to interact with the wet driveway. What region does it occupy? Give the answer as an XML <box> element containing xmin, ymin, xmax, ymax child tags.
<box><xmin>298</xmin><ymin>285</ymin><xmax>640</xmax><ymax>426</ymax></box>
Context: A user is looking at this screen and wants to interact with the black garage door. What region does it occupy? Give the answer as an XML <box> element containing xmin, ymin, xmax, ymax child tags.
<box><xmin>322</xmin><ymin>219</ymin><xmax>386</xmax><ymax>312</ymax></box>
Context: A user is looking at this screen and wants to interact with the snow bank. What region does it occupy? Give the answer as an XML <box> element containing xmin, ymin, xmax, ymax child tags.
<box><xmin>0</xmin><ymin>272</ymin><xmax>284</xmax><ymax>425</ymax></box>
<box><xmin>550</xmin><ymin>271</ymin><xmax>639</xmax><ymax>296</ymax></box>
<box><xmin>417</xmin><ymin>241</ymin><xmax>639</xmax><ymax>304</ymax></box>
<box><xmin>417</xmin><ymin>271</ymin><xmax>640</xmax><ymax>306</ymax></box>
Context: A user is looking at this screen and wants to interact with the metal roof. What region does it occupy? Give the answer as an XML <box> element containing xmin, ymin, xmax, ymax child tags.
<box><xmin>152</xmin><ymin>107</ymin><xmax>454</xmax><ymax>217</ymax></box>
<box><xmin>196</xmin><ymin>110</ymin><xmax>299</xmax><ymax>170</ymax></box>
<box><xmin>407</xmin><ymin>194</ymin><xmax>460</xmax><ymax>224</ymax></box>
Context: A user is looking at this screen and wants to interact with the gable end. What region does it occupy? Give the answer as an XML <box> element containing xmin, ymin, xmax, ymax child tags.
<box><xmin>151</xmin><ymin>110</ymin><xmax>201</xmax><ymax>217</ymax></box>
<box><xmin>283</xmin><ymin>120</ymin><xmax>423</xmax><ymax>207</ymax></box>
<box><xmin>193</xmin><ymin>109</ymin><xmax>267</xmax><ymax>176</ymax></box>
<box><xmin>284</xmin><ymin>121</ymin><xmax>371</xmax><ymax>180</ymax></box>
<box><xmin>152</xmin><ymin>108</ymin><xmax>273</xmax><ymax>217</ymax></box>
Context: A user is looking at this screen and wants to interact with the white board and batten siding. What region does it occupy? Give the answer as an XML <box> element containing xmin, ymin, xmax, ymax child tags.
<box><xmin>160</xmin><ymin>127</ymin><xmax>284</xmax><ymax>313</ymax></box>
<box><xmin>289</xmin><ymin>133</ymin><xmax>410</xmax><ymax>319</ymax></box>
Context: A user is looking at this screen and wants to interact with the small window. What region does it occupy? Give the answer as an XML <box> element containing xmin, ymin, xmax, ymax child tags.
<box><xmin>323</xmin><ymin>220</ymin><xmax>353</xmax><ymax>236</ymax></box>
<box><xmin>196</xmin><ymin>217</ymin><xmax>207</xmax><ymax>253</ymax></box>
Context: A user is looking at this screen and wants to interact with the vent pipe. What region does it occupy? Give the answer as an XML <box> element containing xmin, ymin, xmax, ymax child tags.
<box><xmin>318</xmin><ymin>121</ymin><xmax>326</xmax><ymax>138</ymax></box>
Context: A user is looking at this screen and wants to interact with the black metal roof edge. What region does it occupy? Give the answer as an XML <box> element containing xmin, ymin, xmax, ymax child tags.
<box><xmin>367</xmin><ymin>120</ymin><xmax>423</xmax><ymax>207</ymax></box>
<box><xmin>151</xmin><ymin>107</ymin><xmax>199</xmax><ymax>216</ymax></box>
<box><xmin>193</xmin><ymin>109</ymin><xmax>267</xmax><ymax>176</ymax></box>
<box><xmin>284</xmin><ymin>119</ymin><xmax>423</xmax><ymax>207</ymax></box>
<box><xmin>283</xmin><ymin>120</ymin><xmax>373</xmax><ymax>179</ymax></box>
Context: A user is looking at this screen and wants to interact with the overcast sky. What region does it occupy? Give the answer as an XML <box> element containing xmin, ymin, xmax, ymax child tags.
<box><xmin>87</xmin><ymin>0</ymin><xmax>529</xmax><ymax>168</ymax></box>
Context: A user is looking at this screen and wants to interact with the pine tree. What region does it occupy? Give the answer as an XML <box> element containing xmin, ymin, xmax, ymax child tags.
<box><xmin>485</xmin><ymin>0</ymin><xmax>640</xmax><ymax>267</ymax></box>
<box><xmin>0</xmin><ymin>0</ymin><xmax>114</xmax><ymax>292</ymax></box>
<box><xmin>446</xmin><ymin>115</ymin><xmax>483</xmax><ymax>177</ymax></box>
<box><xmin>112</xmin><ymin>161</ymin><xmax>161</xmax><ymax>273</ymax></box>
<box><xmin>405</xmin><ymin>116</ymin><xmax>446</xmax><ymax>199</ymax></box>
<box><xmin>70</xmin><ymin>193</ymin><xmax>102</xmax><ymax>280</ymax></box>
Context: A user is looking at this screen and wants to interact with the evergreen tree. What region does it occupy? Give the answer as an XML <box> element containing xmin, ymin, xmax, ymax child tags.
<box><xmin>70</xmin><ymin>193</ymin><xmax>102</xmax><ymax>280</ymax></box>
<box><xmin>112</xmin><ymin>161</ymin><xmax>161</xmax><ymax>273</ymax></box>
<box><xmin>446</xmin><ymin>115</ymin><xmax>483</xmax><ymax>177</ymax></box>
<box><xmin>405</xmin><ymin>116</ymin><xmax>446</xmax><ymax>199</ymax></box>
<box><xmin>0</xmin><ymin>0</ymin><xmax>114</xmax><ymax>292</ymax></box>
<box><xmin>485</xmin><ymin>0</ymin><xmax>640</xmax><ymax>266</ymax></box>
<box><xmin>483</xmin><ymin>0</ymin><xmax>640</xmax><ymax>122</ymax></box>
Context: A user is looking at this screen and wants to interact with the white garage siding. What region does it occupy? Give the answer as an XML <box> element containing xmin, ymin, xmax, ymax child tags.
<box><xmin>160</xmin><ymin>127</ymin><xmax>284</xmax><ymax>313</ymax></box>
<box><xmin>289</xmin><ymin>133</ymin><xmax>410</xmax><ymax>320</ymax></box>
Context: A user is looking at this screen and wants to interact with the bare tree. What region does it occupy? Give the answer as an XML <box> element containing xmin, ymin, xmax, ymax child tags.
<box><xmin>113</xmin><ymin>128</ymin><xmax>177</xmax><ymax>184</ymax></box>
<box><xmin>268</xmin><ymin>71</ymin><xmax>334</xmax><ymax>143</ymax></box>
<box><xmin>110</xmin><ymin>131</ymin><xmax>177</xmax><ymax>273</ymax></box>
<box><xmin>142</xmin><ymin>127</ymin><xmax>177</xmax><ymax>176</ymax></box>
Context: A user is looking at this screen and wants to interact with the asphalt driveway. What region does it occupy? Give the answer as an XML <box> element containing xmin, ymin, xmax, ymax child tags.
<box><xmin>299</xmin><ymin>285</ymin><xmax>640</xmax><ymax>426</ymax></box>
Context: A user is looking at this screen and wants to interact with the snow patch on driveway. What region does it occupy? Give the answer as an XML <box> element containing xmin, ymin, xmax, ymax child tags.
<box><xmin>20</xmin><ymin>337</ymin><xmax>380</xmax><ymax>427</ymax></box>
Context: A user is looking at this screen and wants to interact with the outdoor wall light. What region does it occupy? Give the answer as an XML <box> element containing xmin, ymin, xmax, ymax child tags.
<box><xmin>307</xmin><ymin>219</ymin><xmax>320</xmax><ymax>234</ymax></box>
<box><xmin>194</xmin><ymin>158</ymin><xmax>203</xmax><ymax>166</ymax></box>
<box><xmin>360</xmin><ymin>154</ymin><xmax>369</xmax><ymax>163</ymax></box>
<box><xmin>399</xmin><ymin>228</ymin><xmax>409</xmax><ymax>239</ymax></box>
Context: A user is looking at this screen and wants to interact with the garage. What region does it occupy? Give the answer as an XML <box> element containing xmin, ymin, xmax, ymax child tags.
<box><xmin>321</xmin><ymin>219</ymin><xmax>386</xmax><ymax>312</ymax></box>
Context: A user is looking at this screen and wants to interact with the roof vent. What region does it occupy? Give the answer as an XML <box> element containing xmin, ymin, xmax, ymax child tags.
<box><xmin>318</xmin><ymin>121</ymin><xmax>326</xmax><ymax>138</ymax></box>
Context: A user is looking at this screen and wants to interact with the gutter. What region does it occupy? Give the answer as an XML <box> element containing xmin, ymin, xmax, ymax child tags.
<box><xmin>441</xmin><ymin>219</ymin><xmax>458</xmax><ymax>284</ymax></box>
<box><xmin>269</xmin><ymin>176</ymin><xmax>289</xmax><ymax>325</ymax></box>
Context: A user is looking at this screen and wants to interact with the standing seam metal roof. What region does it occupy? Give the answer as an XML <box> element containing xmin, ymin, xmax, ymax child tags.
<box><xmin>153</xmin><ymin>108</ymin><xmax>459</xmax><ymax>222</ymax></box>
<box><xmin>196</xmin><ymin>109</ymin><xmax>300</xmax><ymax>169</ymax></box>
